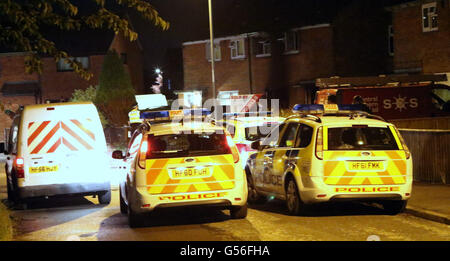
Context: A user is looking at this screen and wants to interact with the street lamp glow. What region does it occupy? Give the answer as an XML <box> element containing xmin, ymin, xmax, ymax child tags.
<box><xmin>155</xmin><ymin>68</ymin><xmax>161</xmax><ymax>74</ymax></box>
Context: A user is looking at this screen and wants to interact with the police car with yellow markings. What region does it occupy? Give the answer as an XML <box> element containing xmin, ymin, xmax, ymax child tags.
<box><xmin>215</xmin><ymin>112</ymin><xmax>285</xmax><ymax>167</ymax></box>
<box><xmin>247</xmin><ymin>104</ymin><xmax>412</xmax><ymax>215</ymax></box>
<box><xmin>113</xmin><ymin>108</ymin><xmax>248</xmax><ymax>227</ymax></box>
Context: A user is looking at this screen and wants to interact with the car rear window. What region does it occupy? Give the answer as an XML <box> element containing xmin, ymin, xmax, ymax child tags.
<box><xmin>146</xmin><ymin>132</ymin><xmax>231</xmax><ymax>159</ymax></box>
<box><xmin>327</xmin><ymin>126</ymin><xmax>399</xmax><ymax>150</ymax></box>
<box><xmin>245</xmin><ymin>122</ymin><xmax>281</xmax><ymax>141</ymax></box>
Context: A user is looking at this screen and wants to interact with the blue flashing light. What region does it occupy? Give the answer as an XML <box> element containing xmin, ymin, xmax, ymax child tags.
<box><xmin>223</xmin><ymin>111</ymin><xmax>273</xmax><ymax>118</ymax></box>
<box><xmin>292</xmin><ymin>104</ymin><xmax>367</xmax><ymax>114</ymax></box>
<box><xmin>140</xmin><ymin>108</ymin><xmax>211</xmax><ymax>122</ymax></box>
<box><xmin>140</xmin><ymin>110</ymin><xmax>170</xmax><ymax>121</ymax></box>
<box><xmin>183</xmin><ymin>108</ymin><xmax>211</xmax><ymax>116</ymax></box>
<box><xmin>292</xmin><ymin>104</ymin><xmax>324</xmax><ymax>114</ymax></box>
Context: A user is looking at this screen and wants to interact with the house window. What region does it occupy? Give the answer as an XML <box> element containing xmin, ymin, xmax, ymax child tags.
<box><xmin>279</xmin><ymin>30</ymin><xmax>299</xmax><ymax>54</ymax></box>
<box><xmin>229</xmin><ymin>38</ymin><xmax>246</xmax><ymax>59</ymax></box>
<box><xmin>388</xmin><ymin>25</ymin><xmax>394</xmax><ymax>56</ymax></box>
<box><xmin>205</xmin><ymin>41</ymin><xmax>221</xmax><ymax>62</ymax></box>
<box><xmin>422</xmin><ymin>2</ymin><xmax>438</xmax><ymax>32</ymax></box>
<box><xmin>255</xmin><ymin>39</ymin><xmax>271</xmax><ymax>57</ymax></box>
<box><xmin>57</xmin><ymin>57</ymin><xmax>89</xmax><ymax>71</ymax></box>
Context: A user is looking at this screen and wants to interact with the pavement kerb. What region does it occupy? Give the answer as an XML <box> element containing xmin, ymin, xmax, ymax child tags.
<box><xmin>405</xmin><ymin>206</ymin><xmax>450</xmax><ymax>225</ymax></box>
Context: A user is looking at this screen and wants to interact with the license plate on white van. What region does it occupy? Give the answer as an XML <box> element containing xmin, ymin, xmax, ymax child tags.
<box><xmin>29</xmin><ymin>165</ymin><xmax>59</xmax><ymax>174</ymax></box>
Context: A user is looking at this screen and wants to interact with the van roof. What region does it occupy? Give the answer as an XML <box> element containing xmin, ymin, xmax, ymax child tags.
<box><xmin>24</xmin><ymin>102</ymin><xmax>93</xmax><ymax>110</ymax></box>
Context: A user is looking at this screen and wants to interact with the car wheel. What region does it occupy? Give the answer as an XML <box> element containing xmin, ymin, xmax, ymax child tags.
<box><xmin>119</xmin><ymin>186</ymin><xmax>128</xmax><ymax>214</ymax></box>
<box><xmin>98</xmin><ymin>190</ymin><xmax>111</xmax><ymax>205</ymax></box>
<box><xmin>8</xmin><ymin>174</ymin><xmax>20</xmax><ymax>205</ymax></box>
<box><xmin>246</xmin><ymin>172</ymin><xmax>266</xmax><ymax>204</ymax></box>
<box><xmin>382</xmin><ymin>200</ymin><xmax>407</xmax><ymax>215</ymax></box>
<box><xmin>128</xmin><ymin>205</ymin><xmax>145</xmax><ymax>228</ymax></box>
<box><xmin>127</xmin><ymin>193</ymin><xmax>145</xmax><ymax>228</ymax></box>
<box><xmin>285</xmin><ymin>177</ymin><xmax>305</xmax><ymax>216</ymax></box>
<box><xmin>230</xmin><ymin>204</ymin><xmax>248</xmax><ymax>219</ymax></box>
<box><xmin>6</xmin><ymin>179</ymin><xmax>14</xmax><ymax>202</ymax></box>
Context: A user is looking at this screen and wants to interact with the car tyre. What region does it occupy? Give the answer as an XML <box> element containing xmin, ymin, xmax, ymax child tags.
<box><xmin>128</xmin><ymin>205</ymin><xmax>145</xmax><ymax>228</ymax></box>
<box><xmin>382</xmin><ymin>200</ymin><xmax>407</xmax><ymax>215</ymax></box>
<box><xmin>230</xmin><ymin>204</ymin><xmax>248</xmax><ymax>219</ymax></box>
<box><xmin>119</xmin><ymin>186</ymin><xmax>128</xmax><ymax>214</ymax></box>
<box><xmin>285</xmin><ymin>177</ymin><xmax>306</xmax><ymax>216</ymax></box>
<box><xmin>98</xmin><ymin>190</ymin><xmax>111</xmax><ymax>205</ymax></box>
<box><xmin>6</xmin><ymin>179</ymin><xmax>14</xmax><ymax>203</ymax></box>
<box><xmin>127</xmin><ymin>192</ymin><xmax>146</xmax><ymax>228</ymax></box>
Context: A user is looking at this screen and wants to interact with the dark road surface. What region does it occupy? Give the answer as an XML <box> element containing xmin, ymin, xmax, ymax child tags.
<box><xmin>4</xmin><ymin>188</ymin><xmax>449</xmax><ymax>241</ymax></box>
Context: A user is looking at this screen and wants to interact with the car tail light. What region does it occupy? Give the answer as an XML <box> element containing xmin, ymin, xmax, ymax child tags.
<box><xmin>138</xmin><ymin>135</ymin><xmax>148</xmax><ymax>169</ymax></box>
<box><xmin>315</xmin><ymin>127</ymin><xmax>323</xmax><ymax>160</ymax></box>
<box><xmin>14</xmin><ymin>157</ymin><xmax>25</xmax><ymax>178</ymax></box>
<box><xmin>236</xmin><ymin>143</ymin><xmax>255</xmax><ymax>153</ymax></box>
<box><xmin>226</xmin><ymin>136</ymin><xmax>240</xmax><ymax>163</ymax></box>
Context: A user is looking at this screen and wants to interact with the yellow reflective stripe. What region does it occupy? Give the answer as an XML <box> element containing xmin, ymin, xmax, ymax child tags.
<box><xmin>389</xmin><ymin>125</ymin><xmax>403</xmax><ymax>150</ymax></box>
<box><xmin>323</xmin><ymin>126</ymin><xmax>328</xmax><ymax>150</ymax></box>
<box><xmin>146</xmin><ymin>155</ymin><xmax>236</xmax><ymax>194</ymax></box>
<box><xmin>323</xmin><ymin>150</ymin><xmax>407</xmax><ymax>185</ymax></box>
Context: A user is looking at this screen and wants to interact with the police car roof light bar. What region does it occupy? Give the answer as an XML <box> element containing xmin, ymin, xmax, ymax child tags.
<box><xmin>292</xmin><ymin>104</ymin><xmax>386</xmax><ymax>122</ymax></box>
<box><xmin>223</xmin><ymin>111</ymin><xmax>273</xmax><ymax>118</ymax></box>
<box><xmin>140</xmin><ymin>108</ymin><xmax>212</xmax><ymax>123</ymax></box>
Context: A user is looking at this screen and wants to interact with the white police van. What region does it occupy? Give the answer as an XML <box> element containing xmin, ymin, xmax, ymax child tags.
<box><xmin>1</xmin><ymin>102</ymin><xmax>111</xmax><ymax>207</ymax></box>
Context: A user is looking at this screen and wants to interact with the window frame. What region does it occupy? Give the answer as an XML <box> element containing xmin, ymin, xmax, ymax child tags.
<box><xmin>126</xmin><ymin>130</ymin><xmax>143</xmax><ymax>159</ymax></box>
<box><xmin>422</xmin><ymin>2</ymin><xmax>438</xmax><ymax>32</ymax></box>
<box><xmin>205</xmin><ymin>41</ymin><xmax>222</xmax><ymax>62</ymax></box>
<box><xmin>56</xmin><ymin>57</ymin><xmax>90</xmax><ymax>72</ymax></box>
<box><xmin>255</xmin><ymin>39</ymin><xmax>272</xmax><ymax>58</ymax></box>
<box><xmin>279</xmin><ymin>30</ymin><xmax>299</xmax><ymax>55</ymax></box>
<box><xmin>388</xmin><ymin>25</ymin><xmax>394</xmax><ymax>56</ymax></box>
<box><xmin>229</xmin><ymin>38</ymin><xmax>246</xmax><ymax>59</ymax></box>
<box><xmin>278</xmin><ymin>122</ymin><xmax>300</xmax><ymax>148</ymax></box>
<box><xmin>295</xmin><ymin>124</ymin><xmax>314</xmax><ymax>148</ymax></box>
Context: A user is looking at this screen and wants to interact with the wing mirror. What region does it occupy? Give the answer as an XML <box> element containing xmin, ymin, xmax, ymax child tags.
<box><xmin>112</xmin><ymin>150</ymin><xmax>125</xmax><ymax>159</ymax></box>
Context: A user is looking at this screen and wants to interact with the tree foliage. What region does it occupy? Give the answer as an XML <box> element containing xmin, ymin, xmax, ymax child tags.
<box><xmin>95</xmin><ymin>50</ymin><xmax>135</xmax><ymax>127</ymax></box>
<box><xmin>0</xmin><ymin>0</ymin><xmax>169</xmax><ymax>80</ymax></box>
<box><xmin>70</xmin><ymin>85</ymin><xmax>109</xmax><ymax>126</ymax></box>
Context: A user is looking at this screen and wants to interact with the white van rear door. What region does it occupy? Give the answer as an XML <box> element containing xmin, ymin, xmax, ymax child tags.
<box><xmin>23</xmin><ymin>104</ymin><xmax>108</xmax><ymax>186</ymax></box>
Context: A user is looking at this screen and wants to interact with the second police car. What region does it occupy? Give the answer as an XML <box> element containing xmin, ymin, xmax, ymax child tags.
<box><xmin>113</xmin><ymin>108</ymin><xmax>248</xmax><ymax>227</ymax></box>
<box><xmin>246</xmin><ymin>104</ymin><xmax>412</xmax><ymax>215</ymax></box>
<box><xmin>215</xmin><ymin>112</ymin><xmax>285</xmax><ymax>167</ymax></box>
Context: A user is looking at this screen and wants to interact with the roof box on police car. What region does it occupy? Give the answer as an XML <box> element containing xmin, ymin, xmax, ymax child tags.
<box><xmin>136</xmin><ymin>94</ymin><xmax>168</xmax><ymax>110</ymax></box>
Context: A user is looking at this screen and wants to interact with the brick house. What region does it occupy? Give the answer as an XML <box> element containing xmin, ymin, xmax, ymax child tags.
<box><xmin>388</xmin><ymin>0</ymin><xmax>450</xmax><ymax>82</ymax></box>
<box><xmin>0</xmin><ymin>30</ymin><xmax>145</xmax><ymax>142</ymax></box>
<box><xmin>182</xmin><ymin>0</ymin><xmax>394</xmax><ymax>107</ymax></box>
